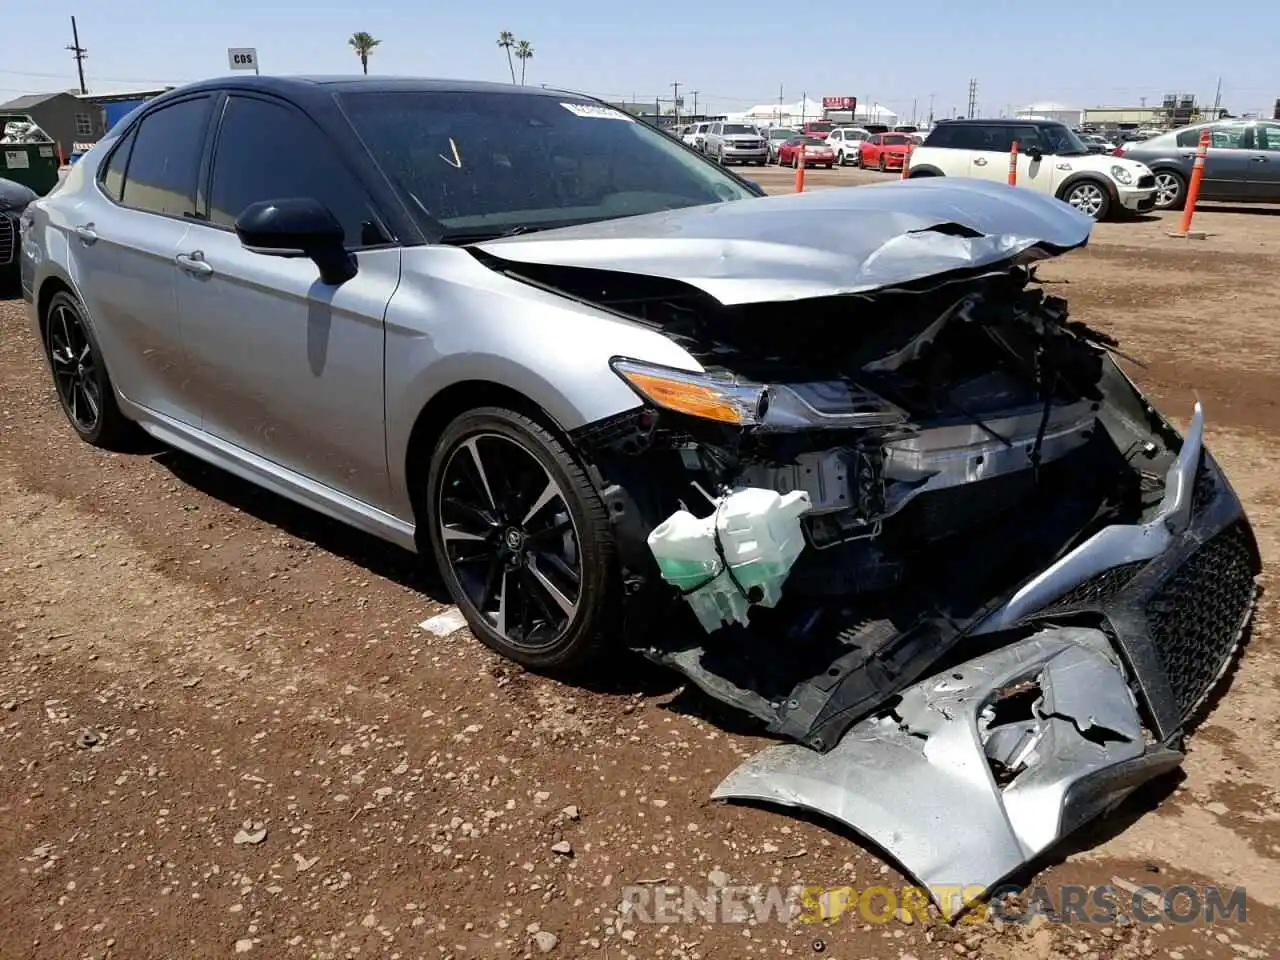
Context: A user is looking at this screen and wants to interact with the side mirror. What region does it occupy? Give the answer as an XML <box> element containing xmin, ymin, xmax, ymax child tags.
<box><xmin>1024</xmin><ymin>146</ymin><xmax>1044</xmax><ymax>161</ymax></box>
<box><xmin>234</xmin><ymin>198</ymin><xmax>358</xmax><ymax>286</ymax></box>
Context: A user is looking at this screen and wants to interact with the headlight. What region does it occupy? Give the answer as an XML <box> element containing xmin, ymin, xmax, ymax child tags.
<box><xmin>612</xmin><ymin>359</ymin><xmax>766</xmax><ymax>425</ymax></box>
<box><xmin>611</xmin><ymin>359</ymin><xmax>908</xmax><ymax>430</ymax></box>
<box><xmin>1110</xmin><ymin>165</ymin><xmax>1133</xmax><ymax>185</ymax></box>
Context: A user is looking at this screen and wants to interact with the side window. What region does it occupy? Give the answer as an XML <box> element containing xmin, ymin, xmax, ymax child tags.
<box><xmin>710</xmin><ymin>123</ymin><xmax>721</xmax><ymax>136</ymax></box>
<box><xmin>1013</xmin><ymin>126</ymin><xmax>1044</xmax><ymax>151</ymax></box>
<box><xmin>207</xmin><ymin>96</ymin><xmax>383</xmax><ymax>248</ymax></box>
<box><xmin>120</xmin><ymin>97</ymin><xmax>212</xmax><ymax>217</ymax></box>
<box><xmin>1180</xmin><ymin>124</ymin><xmax>1248</xmax><ymax>149</ymax></box>
<box><xmin>99</xmin><ymin>128</ymin><xmax>136</xmax><ymax>202</ymax></box>
<box><xmin>1175</xmin><ymin>127</ymin><xmax>1206</xmax><ymax>147</ymax></box>
<box><xmin>924</xmin><ymin>124</ymin><xmax>954</xmax><ymax>148</ymax></box>
<box><xmin>978</xmin><ymin>125</ymin><xmax>1016</xmax><ymax>152</ymax></box>
<box><xmin>1256</xmin><ymin>123</ymin><xmax>1280</xmax><ymax>150</ymax></box>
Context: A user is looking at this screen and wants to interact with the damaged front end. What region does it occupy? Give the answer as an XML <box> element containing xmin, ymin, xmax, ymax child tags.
<box><xmin>476</xmin><ymin>181</ymin><xmax>1260</xmax><ymax>904</ymax></box>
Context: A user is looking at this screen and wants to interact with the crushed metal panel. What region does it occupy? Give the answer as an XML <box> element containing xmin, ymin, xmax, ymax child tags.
<box><xmin>712</xmin><ymin>626</ymin><xmax>1184</xmax><ymax>909</ymax></box>
<box><xmin>474</xmin><ymin>178</ymin><xmax>1093</xmax><ymax>305</ymax></box>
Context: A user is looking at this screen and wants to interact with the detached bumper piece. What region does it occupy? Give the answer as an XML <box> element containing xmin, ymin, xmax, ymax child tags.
<box><xmin>713</xmin><ymin>627</ymin><xmax>1184</xmax><ymax>909</ymax></box>
<box><xmin>712</xmin><ymin>405</ymin><xmax>1259</xmax><ymax>910</ymax></box>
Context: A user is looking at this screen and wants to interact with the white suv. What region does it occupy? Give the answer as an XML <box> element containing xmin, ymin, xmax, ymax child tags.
<box><xmin>906</xmin><ymin>119</ymin><xmax>1157</xmax><ymax>220</ymax></box>
<box><xmin>827</xmin><ymin>127</ymin><xmax>871</xmax><ymax>166</ymax></box>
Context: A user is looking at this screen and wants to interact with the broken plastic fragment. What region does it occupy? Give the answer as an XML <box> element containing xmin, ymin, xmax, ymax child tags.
<box><xmin>647</xmin><ymin>487</ymin><xmax>811</xmax><ymax>632</ymax></box>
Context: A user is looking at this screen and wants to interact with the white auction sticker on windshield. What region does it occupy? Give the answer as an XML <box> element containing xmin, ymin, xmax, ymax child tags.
<box><xmin>560</xmin><ymin>102</ymin><xmax>634</xmax><ymax>122</ymax></box>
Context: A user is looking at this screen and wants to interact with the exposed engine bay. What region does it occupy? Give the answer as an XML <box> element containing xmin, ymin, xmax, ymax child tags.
<box><xmin>515</xmin><ymin>260</ymin><xmax>1210</xmax><ymax>751</ymax></box>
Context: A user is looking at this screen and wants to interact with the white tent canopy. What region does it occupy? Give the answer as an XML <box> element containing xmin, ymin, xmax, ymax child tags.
<box><xmin>725</xmin><ymin>98</ymin><xmax>899</xmax><ymax>127</ymax></box>
<box><xmin>851</xmin><ymin>102</ymin><xmax>898</xmax><ymax>124</ymax></box>
<box><xmin>726</xmin><ymin>98</ymin><xmax>826</xmax><ymax>126</ymax></box>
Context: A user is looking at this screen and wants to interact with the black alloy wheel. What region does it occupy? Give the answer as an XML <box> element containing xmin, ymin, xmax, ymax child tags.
<box><xmin>43</xmin><ymin>291</ymin><xmax>134</xmax><ymax>448</ymax></box>
<box><xmin>426</xmin><ymin>407</ymin><xmax>617</xmax><ymax>670</ymax></box>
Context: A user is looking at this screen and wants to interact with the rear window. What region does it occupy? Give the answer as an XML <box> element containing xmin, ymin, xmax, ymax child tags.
<box><xmin>883</xmin><ymin>134</ymin><xmax>909</xmax><ymax>145</ymax></box>
<box><xmin>721</xmin><ymin>124</ymin><xmax>757</xmax><ymax>135</ymax></box>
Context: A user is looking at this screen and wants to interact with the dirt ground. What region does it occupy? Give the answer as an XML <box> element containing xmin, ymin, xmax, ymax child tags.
<box><xmin>3</xmin><ymin>172</ymin><xmax>1280</xmax><ymax>960</ymax></box>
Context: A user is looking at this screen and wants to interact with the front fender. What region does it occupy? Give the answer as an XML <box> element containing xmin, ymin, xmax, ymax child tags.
<box><xmin>383</xmin><ymin>246</ymin><xmax>702</xmax><ymax>509</ymax></box>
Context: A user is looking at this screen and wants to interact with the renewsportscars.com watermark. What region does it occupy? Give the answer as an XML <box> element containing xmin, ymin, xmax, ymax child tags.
<box><xmin>618</xmin><ymin>881</ymin><xmax>1248</xmax><ymax>926</ymax></box>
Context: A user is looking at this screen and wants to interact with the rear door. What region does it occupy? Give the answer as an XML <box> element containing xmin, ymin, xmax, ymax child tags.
<box><xmin>1184</xmin><ymin>122</ymin><xmax>1254</xmax><ymax>200</ymax></box>
<box><xmin>173</xmin><ymin>93</ymin><xmax>401</xmax><ymax>510</ymax></box>
<box><xmin>1247</xmin><ymin>121</ymin><xmax>1280</xmax><ymax>199</ymax></box>
<box><xmin>68</xmin><ymin>95</ymin><xmax>214</xmax><ymax>426</ymax></box>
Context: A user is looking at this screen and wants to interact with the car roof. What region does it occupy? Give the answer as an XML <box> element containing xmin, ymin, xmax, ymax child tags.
<box><xmin>144</xmin><ymin>74</ymin><xmax>588</xmax><ymax>109</ymax></box>
<box><xmin>940</xmin><ymin>118</ymin><xmax>1066</xmax><ymax>127</ymax></box>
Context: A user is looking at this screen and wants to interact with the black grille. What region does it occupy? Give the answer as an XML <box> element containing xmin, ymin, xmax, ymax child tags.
<box><xmin>0</xmin><ymin>213</ymin><xmax>15</xmax><ymax>267</ymax></box>
<box><xmin>1137</xmin><ymin>174</ymin><xmax>1156</xmax><ymax>189</ymax></box>
<box><xmin>1045</xmin><ymin>561</ymin><xmax>1147</xmax><ymax>611</ymax></box>
<box><xmin>1145</xmin><ymin>523</ymin><xmax>1256</xmax><ymax>719</ymax></box>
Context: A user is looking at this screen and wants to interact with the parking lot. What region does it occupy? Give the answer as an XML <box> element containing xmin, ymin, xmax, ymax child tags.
<box><xmin>2</xmin><ymin>173</ymin><xmax>1280</xmax><ymax>960</ymax></box>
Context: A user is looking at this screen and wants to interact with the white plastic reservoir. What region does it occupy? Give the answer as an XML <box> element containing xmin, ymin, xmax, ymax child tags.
<box><xmin>647</xmin><ymin>487</ymin><xmax>812</xmax><ymax>633</ymax></box>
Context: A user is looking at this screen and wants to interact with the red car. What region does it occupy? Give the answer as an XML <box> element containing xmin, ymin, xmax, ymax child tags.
<box><xmin>857</xmin><ymin>133</ymin><xmax>914</xmax><ymax>172</ymax></box>
<box><xmin>777</xmin><ymin>135</ymin><xmax>836</xmax><ymax>169</ymax></box>
<box><xmin>801</xmin><ymin>120</ymin><xmax>835</xmax><ymax>140</ymax></box>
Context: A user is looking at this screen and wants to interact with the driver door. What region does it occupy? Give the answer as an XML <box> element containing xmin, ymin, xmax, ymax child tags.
<box><xmin>173</xmin><ymin>93</ymin><xmax>401</xmax><ymax>511</ymax></box>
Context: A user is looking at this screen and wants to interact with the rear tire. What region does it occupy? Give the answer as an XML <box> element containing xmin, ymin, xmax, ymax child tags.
<box><xmin>878</xmin><ymin>154</ymin><xmax>887</xmax><ymax>172</ymax></box>
<box><xmin>1153</xmin><ymin>169</ymin><xmax>1186</xmax><ymax>211</ymax></box>
<box><xmin>42</xmin><ymin>290</ymin><xmax>138</xmax><ymax>450</ymax></box>
<box><xmin>425</xmin><ymin>406</ymin><xmax>618</xmax><ymax>672</ymax></box>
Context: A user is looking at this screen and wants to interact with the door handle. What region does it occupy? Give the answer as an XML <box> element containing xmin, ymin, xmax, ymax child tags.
<box><xmin>1181</xmin><ymin>152</ymin><xmax>1196</xmax><ymax>159</ymax></box>
<box><xmin>73</xmin><ymin>223</ymin><xmax>98</xmax><ymax>245</ymax></box>
<box><xmin>175</xmin><ymin>251</ymin><xmax>214</xmax><ymax>277</ymax></box>
<box><xmin>1250</xmin><ymin>155</ymin><xmax>1268</xmax><ymax>162</ymax></box>
<box><xmin>973</xmin><ymin>157</ymin><xmax>988</xmax><ymax>166</ymax></box>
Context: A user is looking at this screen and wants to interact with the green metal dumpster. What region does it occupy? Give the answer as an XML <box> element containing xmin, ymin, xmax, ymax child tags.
<box><xmin>0</xmin><ymin>113</ymin><xmax>61</xmax><ymax>196</ymax></box>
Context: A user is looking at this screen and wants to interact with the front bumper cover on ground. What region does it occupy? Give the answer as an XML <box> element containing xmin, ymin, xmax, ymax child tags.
<box><xmin>713</xmin><ymin>403</ymin><xmax>1259</xmax><ymax>908</ymax></box>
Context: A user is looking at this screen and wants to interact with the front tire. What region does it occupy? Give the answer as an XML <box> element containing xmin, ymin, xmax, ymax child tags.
<box><xmin>43</xmin><ymin>290</ymin><xmax>136</xmax><ymax>449</ymax></box>
<box><xmin>1062</xmin><ymin>179</ymin><xmax>1111</xmax><ymax>220</ymax></box>
<box><xmin>878</xmin><ymin>154</ymin><xmax>887</xmax><ymax>172</ymax></box>
<box><xmin>425</xmin><ymin>406</ymin><xmax>618</xmax><ymax>671</ymax></box>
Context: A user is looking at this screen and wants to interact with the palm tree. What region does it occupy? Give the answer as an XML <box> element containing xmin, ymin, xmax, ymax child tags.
<box><xmin>515</xmin><ymin>39</ymin><xmax>533</xmax><ymax>86</ymax></box>
<box><xmin>348</xmin><ymin>32</ymin><xmax>381</xmax><ymax>75</ymax></box>
<box><xmin>497</xmin><ymin>31</ymin><xmax>516</xmax><ymax>84</ymax></box>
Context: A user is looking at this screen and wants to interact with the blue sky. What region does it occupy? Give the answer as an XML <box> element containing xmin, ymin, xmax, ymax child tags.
<box><xmin>4</xmin><ymin>1</ymin><xmax>1277</xmax><ymax>121</ymax></box>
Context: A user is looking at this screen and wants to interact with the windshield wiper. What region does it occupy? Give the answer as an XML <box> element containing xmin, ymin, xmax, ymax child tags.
<box><xmin>439</xmin><ymin>223</ymin><xmax>549</xmax><ymax>245</ymax></box>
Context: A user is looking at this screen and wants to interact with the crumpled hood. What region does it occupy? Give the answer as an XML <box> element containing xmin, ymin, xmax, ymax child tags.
<box><xmin>474</xmin><ymin>177</ymin><xmax>1093</xmax><ymax>305</ymax></box>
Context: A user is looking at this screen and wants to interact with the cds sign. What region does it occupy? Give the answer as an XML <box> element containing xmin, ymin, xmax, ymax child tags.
<box><xmin>822</xmin><ymin>96</ymin><xmax>857</xmax><ymax>111</ymax></box>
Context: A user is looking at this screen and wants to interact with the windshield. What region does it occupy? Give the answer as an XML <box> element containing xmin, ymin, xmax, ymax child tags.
<box><xmin>798</xmin><ymin>136</ymin><xmax>828</xmax><ymax>147</ymax></box>
<box><xmin>882</xmin><ymin>134</ymin><xmax>908</xmax><ymax>145</ymax></box>
<box><xmin>806</xmin><ymin>122</ymin><xmax>834</xmax><ymax>132</ymax></box>
<box><xmin>769</xmin><ymin>128</ymin><xmax>795</xmax><ymax>139</ymax></box>
<box><xmin>1040</xmin><ymin>123</ymin><xmax>1090</xmax><ymax>156</ymax></box>
<box><xmin>340</xmin><ymin>91</ymin><xmax>757</xmax><ymax>239</ymax></box>
<box><xmin>721</xmin><ymin>124</ymin><xmax>758</xmax><ymax>135</ymax></box>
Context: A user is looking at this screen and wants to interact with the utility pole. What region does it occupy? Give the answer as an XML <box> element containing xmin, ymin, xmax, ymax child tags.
<box><xmin>67</xmin><ymin>16</ymin><xmax>88</xmax><ymax>94</ymax></box>
<box><xmin>928</xmin><ymin>92</ymin><xmax>935</xmax><ymax>126</ymax></box>
<box><xmin>911</xmin><ymin>97</ymin><xmax>917</xmax><ymax>126</ymax></box>
<box><xmin>800</xmin><ymin>91</ymin><xmax>807</xmax><ymax>127</ymax></box>
<box><xmin>671</xmin><ymin>81</ymin><xmax>681</xmax><ymax>125</ymax></box>
<box><xmin>689</xmin><ymin>89</ymin><xmax>699</xmax><ymax>119</ymax></box>
<box><xmin>966</xmin><ymin>78</ymin><xmax>978</xmax><ymax>119</ymax></box>
<box><xmin>1211</xmin><ymin>76</ymin><xmax>1222</xmax><ymax>119</ymax></box>
<box><xmin>777</xmin><ymin>83</ymin><xmax>784</xmax><ymax>125</ymax></box>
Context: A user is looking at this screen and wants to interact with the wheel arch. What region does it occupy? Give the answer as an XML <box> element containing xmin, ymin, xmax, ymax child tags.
<box><xmin>907</xmin><ymin>165</ymin><xmax>943</xmax><ymax>178</ymax></box>
<box><xmin>402</xmin><ymin>378</ymin><xmax>587</xmax><ymax>551</ymax></box>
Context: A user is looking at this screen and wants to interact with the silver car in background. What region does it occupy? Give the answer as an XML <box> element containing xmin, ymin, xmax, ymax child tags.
<box><xmin>19</xmin><ymin>75</ymin><xmax>1259</xmax><ymax>911</ymax></box>
<box><xmin>702</xmin><ymin>121</ymin><xmax>769</xmax><ymax>165</ymax></box>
